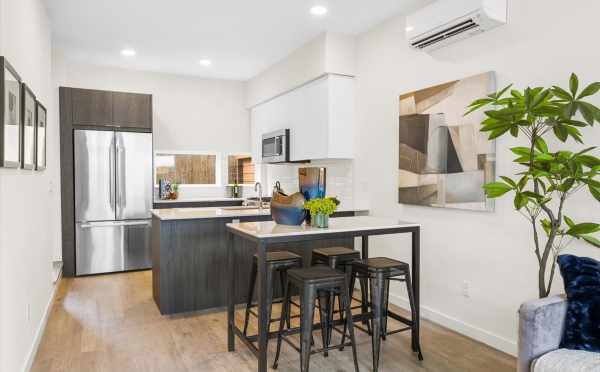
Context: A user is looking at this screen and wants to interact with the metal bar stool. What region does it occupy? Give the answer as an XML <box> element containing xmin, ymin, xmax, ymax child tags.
<box><xmin>345</xmin><ymin>257</ymin><xmax>423</xmax><ymax>372</ymax></box>
<box><xmin>311</xmin><ymin>247</ymin><xmax>369</xmax><ymax>352</ymax></box>
<box><xmin>273</xmin><ymin>266</ymin><xmax>360</xmax><ymax>372</ymax></box>
<box><xmin>242</xmin><ymin>251</ymin><xmax>303</xmax><ymax>340</ymax></box>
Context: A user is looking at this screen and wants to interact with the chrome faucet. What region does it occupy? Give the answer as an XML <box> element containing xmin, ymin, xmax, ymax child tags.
<box><xmin>254</xmin><ymin>182</ymin><xmax>263</xmax><ymax>211</ymax></box>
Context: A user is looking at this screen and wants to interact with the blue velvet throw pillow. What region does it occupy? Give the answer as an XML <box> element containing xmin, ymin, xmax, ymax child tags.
<box><xmin>557</xmin><ymin>254</ymin><xmax>600</xmax><ymax>352</ymax></box>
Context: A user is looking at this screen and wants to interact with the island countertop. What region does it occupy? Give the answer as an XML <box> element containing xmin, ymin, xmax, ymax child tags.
<box><xmin>153</xmin><ymin>197</ymin><xmax>245</xmax><ymax>204</ymax></box>
<box><xmin>151</xmin><ymin>207</ymin><xmax>369</xmax><ymax>221</ymax></box>
<box><xmin>226</xmin><ymin>216</ymin><xmax>419</xmax><ymax>240</ymax></box>
<box><xmin>151</xmin><ymin>206</ymin><xmax>272</xmax><ymax>220</ymax></box>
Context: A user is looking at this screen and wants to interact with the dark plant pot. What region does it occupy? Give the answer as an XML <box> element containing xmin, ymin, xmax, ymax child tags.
<box><xmin>312</xmin><ymin>213</ymin><xmax>329</xmax><ymax>228</ymax></box>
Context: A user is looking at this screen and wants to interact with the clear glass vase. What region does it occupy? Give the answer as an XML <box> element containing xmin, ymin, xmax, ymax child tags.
<box><xmin>312</xmin><ymin>213</ymin><xmax>329</xmax><ymax>228</ymax></box>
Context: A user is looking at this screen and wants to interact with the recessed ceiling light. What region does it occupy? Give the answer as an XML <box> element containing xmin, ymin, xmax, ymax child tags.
<box><xmin>310</xmin><ymin>5</ymin><xmax>328</xmax><ymax>16</ymax></box>
<box><xmin>121</xmin><ymin>49</ymin><xmax>136</xmax><ymax>57</ymax></box>
<box><xmin>405</xmin><ymin>26</ymin><xmax>414</xmax><ymax>32</ymax></box>
<box><xmin>198</xmin><ymin>59</ymin><xmax>212</xmax><ymax>66</ymax></box>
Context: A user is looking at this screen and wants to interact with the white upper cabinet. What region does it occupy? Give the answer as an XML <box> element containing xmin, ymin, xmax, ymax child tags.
<box><xmin>250</xmin><ymin>74</ymin><xmax>355</xmax><ymax>163</ymax></box>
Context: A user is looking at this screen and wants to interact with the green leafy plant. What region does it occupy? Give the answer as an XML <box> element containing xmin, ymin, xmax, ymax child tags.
<box><xmin>467</xmin><ymin>73</ymin><xmax>600</xmax><ymax>298</ymax></box>
<box><xmin>304</xmin><ymin>197</ymin><xmax>340</xmax><ymax>217</ymax></box>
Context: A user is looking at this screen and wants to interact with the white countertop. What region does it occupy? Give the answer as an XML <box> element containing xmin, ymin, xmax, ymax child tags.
<box><xmin>226</xmin><ymin>216</ymin><xmax>419</xmax><ymax>239</ymax></box>
<box><xmin>151</xmin><ymin>207</ymin><xmax>369</xmax><ymax>221</ymax></box>
<box><xmin>153</xmin><ymin>197</ymin><xmax>245</xmax><ymax>204</ymax></box>
<box><xmin>151</xmin><ymin>207</ymin><xmax>272</xmax><ymax>220</ymax></box>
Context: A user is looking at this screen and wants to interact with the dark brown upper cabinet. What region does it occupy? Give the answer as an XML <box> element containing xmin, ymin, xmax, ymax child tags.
<box><xmin>113</xmin><ymin>92</ymin><xmax>152</xmax><ymax>129</ymax></box>
<box><xmin>68</xmin><ymin>88</ymin><xmax>152</xmax><ymax>130</ymax></box>
<box><xmin>71</xmin><ymin>88</ymin><xmax>113</xmax><ymax>126</ymax></box>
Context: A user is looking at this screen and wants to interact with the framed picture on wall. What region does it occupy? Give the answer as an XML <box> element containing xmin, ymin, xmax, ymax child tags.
<box><xmin>0</xmin><ymin>57</ymin><xmax>22</xmax><ymax>168</ymax></box>
<box><xmin>36</xmin><ymin>101</ymin><xmax>46</xmax><ymax>170</ymax></box>
<box><xmin>21</xmin><ymin>83</ymin><xmax>36</xmax><ymax>170</ymax></box>
<box><xmin>398</xmin><ymin>71</ymin><xmax>497</xmax><ymax>212</ymax></box>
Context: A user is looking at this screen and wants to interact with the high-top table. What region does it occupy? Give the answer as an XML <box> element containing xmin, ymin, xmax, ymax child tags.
<box><xmin>226</xmin><ymin>216</ymin><xmax>421</xmax><ymax>372</ymax></box>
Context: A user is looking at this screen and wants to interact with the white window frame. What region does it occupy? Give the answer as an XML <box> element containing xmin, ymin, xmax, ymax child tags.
<box><xmin>225</xmin><ymin>152</ymin><xmax>256</xmax><ymax>187</ymax></box>
<box><xmin>154</xmin><ymin>150</ymin><xmax>222</xmax><ymax>188</ymax></box>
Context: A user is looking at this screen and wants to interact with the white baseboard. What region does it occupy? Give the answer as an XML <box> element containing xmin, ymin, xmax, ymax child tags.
<box><xmin>388</xmin><ymin>293</ymin><xmax>517</xmax><ymax>356</ymax></box>
<box><xmin>23</xmin><ymin>269</ymin><xmax>62</xmax><ymax>372</ymax></box>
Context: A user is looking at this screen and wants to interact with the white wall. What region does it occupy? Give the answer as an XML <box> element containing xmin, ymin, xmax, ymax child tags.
<box><xmin>353</xmin><ymin>0</ymin><xmax>600</xmax><ymax>355</ymax></box>
<box><xmin>246</xmin><ymin>32</ymin><xmax>356</xmax><ymax>107</ymax></box>
<box><xmin>53</xmin><ymin>52</ymin><xmax>252</xmax><ymax>199</ymax></box>
<box><xmin>246</xmin><ymin>33</ymin><xmax>327</xmax><ymax>108</ymax></box>
<box><xmin>0</xmin><ymin>0</ymin><xmax>60</xmax><ymax>371</ymax></box>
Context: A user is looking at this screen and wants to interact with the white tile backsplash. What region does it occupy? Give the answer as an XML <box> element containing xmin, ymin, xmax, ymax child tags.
<box><xmin>262</xmin><ymin>159</ymin><xmax>354</xmax><ymax>210</ymax></box>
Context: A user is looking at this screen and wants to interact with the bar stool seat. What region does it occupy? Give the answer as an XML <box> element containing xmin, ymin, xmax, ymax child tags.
<box><xmin>313</xmin><ymin>246</ymin><xmax>360</xmax><ymax>260</ymax></box>
<box><xmin>352</xmin><ymin>257</ymin><xmax>409</xmax><ymax>274</ymax></box>
<box><xmin>256</xmin><ymin>251</ymin><xmax>302</xmax><ymax>264</ymax></box>
<box><xmin>288</xmin><ymin>266</ymin><xmax>345</xmax><ymax>284</ymax></box>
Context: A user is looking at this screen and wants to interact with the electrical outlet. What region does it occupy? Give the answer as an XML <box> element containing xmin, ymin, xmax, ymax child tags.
<box><xmin>462</xmin><ymin>281</ymin><xmax>470</xmax><ymax>298</ymax></box>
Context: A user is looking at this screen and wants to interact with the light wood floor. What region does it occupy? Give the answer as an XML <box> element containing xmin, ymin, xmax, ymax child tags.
<box><xmin>31</xmin><ymin>271</ymin><xmax>515</xmax><ymax>372</ymax></box>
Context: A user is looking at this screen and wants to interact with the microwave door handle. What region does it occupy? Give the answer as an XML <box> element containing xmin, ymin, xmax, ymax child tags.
<box><xmin>275</xmin><ymin>136</ymin><xmax>281</xmax><ymax>155</ymax></box>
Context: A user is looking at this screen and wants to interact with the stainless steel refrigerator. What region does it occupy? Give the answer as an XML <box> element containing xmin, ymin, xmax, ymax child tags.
<box><xmin>74</xmin><ymin>129</ymin><xmax>153</xmax><ymax>275</ymax></box>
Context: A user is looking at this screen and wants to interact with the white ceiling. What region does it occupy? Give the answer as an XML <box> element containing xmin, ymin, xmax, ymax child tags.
<box><xmin>46</xmin><ymin>0</ymin><xmax>429</xmax><ymax>81</ymax></box>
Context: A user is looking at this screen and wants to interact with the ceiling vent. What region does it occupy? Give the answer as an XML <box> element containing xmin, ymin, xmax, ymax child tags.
<box><xmin>406</xmin><ymin>0</ymin><xmax>507</xmax><ymax>52</ymax></box>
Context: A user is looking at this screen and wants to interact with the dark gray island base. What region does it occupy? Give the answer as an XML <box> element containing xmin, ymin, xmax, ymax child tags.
<box><xmin>151</xmin><ymin>210</ymin><xmax>360</xmax><ymax>315</ymax></box>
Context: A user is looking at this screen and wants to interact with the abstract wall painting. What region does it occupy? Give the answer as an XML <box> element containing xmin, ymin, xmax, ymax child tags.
<box><xmin>398</xmin><ymin>72</ymin><xmax>496</xmax><ymax>211</ymax></box>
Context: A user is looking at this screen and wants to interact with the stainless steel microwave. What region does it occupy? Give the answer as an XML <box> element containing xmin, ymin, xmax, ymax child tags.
<box><xmin>262</xmin><ymin>129</ymin><xmax>289</xmax><ymax>163</ymax></box>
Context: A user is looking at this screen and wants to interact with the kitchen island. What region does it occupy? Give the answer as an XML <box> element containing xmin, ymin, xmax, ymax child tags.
<box><xmin>151</xmin><ymin>207</ymin><xmax>366</xmax><ymax>315</ymax></box>
<box><xmin>225</xmin><ymin>216</ymin><xmax>421</xmax><ymax>372</ymax></box>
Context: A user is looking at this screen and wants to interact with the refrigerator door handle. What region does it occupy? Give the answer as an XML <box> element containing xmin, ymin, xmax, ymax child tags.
<box><xmin>116</xmin><ymin>144</ymin><xmax>125</xmax><ymax>214</ymax></box>
<box><xmin>119</xmin><ymin>220</ymin><xmax>151</xmax><ymax>227</ymax></box>
<box><xmin>80</xmin><ymin>220</ymin><xmax>151</xmax><ymax>227</ymax></box>
<box><xmin>109</xmin><ymin>135</ymin><xmax>115</xmax><ymax>210</ymax></box>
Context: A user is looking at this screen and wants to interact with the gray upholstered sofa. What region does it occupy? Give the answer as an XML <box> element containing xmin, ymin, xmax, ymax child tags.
<box><xmin>518</xmin><ymin>295</ymin><xmax>600</xmax><ymax>372</ymax></box>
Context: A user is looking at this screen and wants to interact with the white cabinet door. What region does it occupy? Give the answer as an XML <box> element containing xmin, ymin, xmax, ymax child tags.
<box><xmin>250</xmin><ymin>90</ymin><xmax>295</xmax><ymax>163</ymax></box>
<box><xmin>289</xmin><ymin>77</ymin><xmax>328</xmax><ymax>161</ymax></box>
<box><xmin>250</xmin><ymin>74</ymin><xmax>355</xmax><ymax>163</ymax></box>
<box><xmin>250</xmin><ymin>109</ymin><xmax>263</xmax><ymax>163</ymax></box>
<box><xmin>327</xmin><ymin>75</ymin><xmax>355</xmax><ymax>159</ymax></box>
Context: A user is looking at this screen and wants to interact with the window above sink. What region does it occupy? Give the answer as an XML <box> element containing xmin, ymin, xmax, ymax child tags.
<box><xmin>154</xmin><ymin>151</ymin><xmax>257</xmax><ymax>188</ymax></box>
<box><xmin>155</xmin><ymin>152</ymin><xmax>218</xmax><ymax>186</ymax></box>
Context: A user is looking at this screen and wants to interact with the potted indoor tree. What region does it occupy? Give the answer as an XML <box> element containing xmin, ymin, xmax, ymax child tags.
<box><xmin>304</xmin><ymin>197</ymin><xmax>340</xmax><ymax>228</ymax></box>
<box><xmin>467</xmin><ymin>74</ymin><xmax>600</xmax><ymax>298</ymax></box>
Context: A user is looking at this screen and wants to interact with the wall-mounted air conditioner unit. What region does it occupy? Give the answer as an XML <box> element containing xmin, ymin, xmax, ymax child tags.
<box><xmin>406</xmin><ymin>0</ymin><xmax>507</xmax><ymax>52</ymax></box>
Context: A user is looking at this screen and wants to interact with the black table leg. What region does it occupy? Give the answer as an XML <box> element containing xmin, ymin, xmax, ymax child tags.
<box><xmin>361</xmin><ymin>234</ymin><xmax>369</xmax><ymax>258</ymax></box>
<box><xmin>361</xmin><ymin>235</ymin><xmax>370</xmax><ymax>329</ymax></box>
<box><xmin>256</xmin><ymin>241</ymin><xmax>268</xmax><ymax>372</ymax></box>
<box><xmin>227</xmin><ymin>233</ymin><xmax>235</xmax><ymax>352</ymax></box>
<box><xmin>411</xmin><ymin>227</ymin><xmax>421</xmax><ymax>353</ymax></box>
